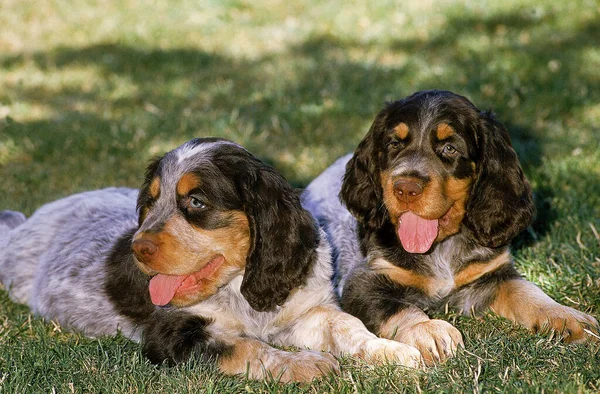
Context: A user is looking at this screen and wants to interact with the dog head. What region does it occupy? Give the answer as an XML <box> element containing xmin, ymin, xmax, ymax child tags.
<box><xmin>340</xmin><ymin>90</ymin><xmax>534</xmax><ymax>253</ymax></box>
<box><xmin>133</xmin><ymin>138</ymin><xmax>318</xmax><ymax>311</ymax></box>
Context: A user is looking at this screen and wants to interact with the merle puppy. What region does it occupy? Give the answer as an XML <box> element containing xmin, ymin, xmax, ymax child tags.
<box><xmin>0</xmin><ymin>138</ymin><xmax>422</xmax><ymax>382</ymax></box>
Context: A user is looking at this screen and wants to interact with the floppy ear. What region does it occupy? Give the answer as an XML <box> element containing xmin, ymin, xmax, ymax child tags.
<box><xmin>239</xmin><ymin>164</ymin><xmax>319</xmax><ymax>312</ymax></box>
<box><xmin>136</xmin><ymin>156</ymin><xmax>163</xmax><ymax>227</ymax></box>
<box><xmin>340</xmin><ymin>112</ymin><xmax>387</xmax><ymax>229</ymax></box>
<box><xmin>463</xmin><ymin>112</ymin><xmax>535</xmax><ymax>248</ymax></box>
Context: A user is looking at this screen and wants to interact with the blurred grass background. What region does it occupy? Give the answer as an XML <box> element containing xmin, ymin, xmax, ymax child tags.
<box><xmin>1</xmin><ymin>0</ymin><xmax>599</xmax><ymax>392</ymax></box>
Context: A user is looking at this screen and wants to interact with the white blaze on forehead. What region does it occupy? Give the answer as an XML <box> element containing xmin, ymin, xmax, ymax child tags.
<box><xmin>416</xmin><ymin>95</ymin><xmax>445</xmax><ymax>148</ymax></box>
<box><xmin>176</xmin><ymin>140</ymin><xmax>245</xmax><ymax>164</ymax></box>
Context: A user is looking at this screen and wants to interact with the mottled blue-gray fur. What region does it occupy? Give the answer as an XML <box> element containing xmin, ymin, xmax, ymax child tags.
<box><xmin>0</xmin><ymin>188</ymin><xmax>142</xmax><ymax>338</ymax></box>
<box><xmin>301</xmin><ymin>155</ymin><xmax>362</xmax><ymax>297</ymax></box>
<box><xmin>0</xmin><ymin>138</ymin><xmax>422</xmax><ymax>381</ymax></box>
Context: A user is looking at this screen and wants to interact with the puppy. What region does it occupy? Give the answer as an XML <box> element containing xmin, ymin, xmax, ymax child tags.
<box><xmin>0</xmin><ymin>138</ymin><xmax>422</xmax><ymax>382</ymax></box>
<box><xmin>303</xmin><ymin>90</ymin><xmax>599</xmax><ymax>365</ymax></box>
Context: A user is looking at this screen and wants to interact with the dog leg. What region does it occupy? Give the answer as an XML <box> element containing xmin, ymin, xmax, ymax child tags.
<box><xmin>142</xmin><ymin>310</ymin><xmax>338</xmax><ymax>382</ymax></box>
<box><xmin>284</xmin><ymin>305</ymin><xmax>423</xmax><ymax>368</ymax></box>
<box><xmin>339</xmin><ymin>269</ymin><xmax>461</xmax><ymax>365</ymax></box>
<box><xmin>489</xmin><ymin>279</ymin><xmax>599</xmax><ymax>343</ymax></box>
<box><xmin>219</xmin><ymin>337</ymin><xmax>339</xmax><ymax>382</ymax></box>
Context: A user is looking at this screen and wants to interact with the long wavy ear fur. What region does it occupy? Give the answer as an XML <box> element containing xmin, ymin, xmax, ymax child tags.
<box><xmin>463</xmin><ymin>112</ymin><xmax>535</xmax><ymax>248</ymax></box>
<box><xmin>136</xmin><ymin>156</ymin><xmax>163</xmax><ymax>227</ymax></box>
<box><xmin>340</xmin><ymin>112</ymin><xmax>387</xmax><ymax>229</ymax></box>
<box><xmin>239</xmin><ymin>163</ymin><xmax>319</xmax><ymax>312</ymax></box>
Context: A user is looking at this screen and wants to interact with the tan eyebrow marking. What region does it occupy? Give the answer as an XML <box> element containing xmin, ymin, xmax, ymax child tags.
<box><xmin>176</xmin><ymin>173</ymin><xmax>201</xmax><ymax>196</ymax></box>
<box><xmin>436</xmin><ymin>123</ymin><xmax>455</xmax><ymax>140</ymax></box>
<box><xmin>149</xmin><ymin>177</ymin><xmax>161</xmax><ymax>199</ymax></box>
<box><xmin>393</xmin><ymin>123</ymin><xmax>409</xmax><ymax>140</ymax></box>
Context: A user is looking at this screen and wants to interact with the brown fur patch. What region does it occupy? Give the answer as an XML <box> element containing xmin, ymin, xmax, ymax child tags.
<box><xmin>437</xmin><ymin>176</ymin><xmax>474</xmax><ymax>240</ymax></box>
<box><xmin>417</xmin><ymin>176</ymin><xmax>451</xmax><ymax>219</ymax></box>
<box><xmin>379</xmin><ymin>170</ymin><xmax>402</xmax><ymax>224</ymax></box>
<box><xmin>490</xmin><ymin>279</ymin><xmax>599</xmax><ymax>343</ymax></box>
<box><xmin>134</xmin><ymin>211</ymin><xmax>250</xmax><ymax>306</ymax></box>
<box><xmin>373</xmin><ymin>251</ymin><xmax>513</xmax><ymax>299</ymax></box>
<box><xmin>436</xmin><ymin>123</ymin><xmax>454</xmax><ymax>140</ymax></box>
<box><xmin>453</xmin><ymin>250</ymin><xmax>510</xmax><ymax>288</ymax></box>
<box><xmin>445</xmin><ymin>176</ymin><xmax>473</xmax><ymax>202</ymax></box>
<box><xmin>176</xmin><ymin>172</ymin><xmax>201</xmax><ymax>196</ymax></box>
<box><xmin>219</xmin><ymin>338</ymin><xmax>339</xmax><ymax>382</ymax></box>
<box><xmin>393</xmin><ymin>122</ymin><xmax>409</xmax><ymax>140</ymax></box>
<box><xmin>218</xmin><ymin>338</ymin><xmax>263</xmax><ymax>375</ymax></box>
<box><xmin>149</xmin><ymin>176</ymin><xmax>161</xmax><ymax>199</ymax></box>
<box><xmin>371</xmin><ymin>258</ymin><xmax>436</xmax><ymax>296</ymax></box>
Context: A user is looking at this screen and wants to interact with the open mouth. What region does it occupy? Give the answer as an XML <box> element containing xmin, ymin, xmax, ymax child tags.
<box><xmin>397</xmin><ymin>210</ymin><xmax>452</xmax><ymax>254</ymax></box>
<box><xmin>148</xmin><ymin>255</ymin><xmax>225</xmax><ymax>306</ymax></box>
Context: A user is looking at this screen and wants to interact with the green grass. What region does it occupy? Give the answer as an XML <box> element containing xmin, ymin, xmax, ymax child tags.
<box><xmin>1</xmin><ymin>0</ymin><xmax>599</xmax><ymax>392</ymax></box>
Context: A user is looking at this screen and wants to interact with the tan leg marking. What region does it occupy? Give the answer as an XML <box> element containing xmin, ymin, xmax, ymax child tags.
<box><xmin>379</xmin><ymin>306</ymin><xmax>463</xmax><ymax>366</ymax></box>
<box><xmin>489</xmin><ymin>279</ymin><xmax>599</xmax><ymax>343</ymax></box>
<box><xmin>218</xmin><ymin>338</ymin><xmax>339</xmax><ymax>383</ymax></box>
<box><xmin>453</xmin><ymin>250</ymin><xmax>510</xmax><ymax>289</ymax></box>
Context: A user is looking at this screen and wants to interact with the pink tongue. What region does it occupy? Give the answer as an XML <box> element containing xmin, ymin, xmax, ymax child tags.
<box><xmin>149</xmin><ymin>274</ymin><xmax>187</xmax><ymax>306</ymax></box>
<box><xmin>397</xmin><ymin>211</ymin><xmax>439</xmax><ymax>253</ymax></box>
<box><xmin>148</xmin><ymin>256</ymin><xmax>226</xmax><ymax>306</ymax></box>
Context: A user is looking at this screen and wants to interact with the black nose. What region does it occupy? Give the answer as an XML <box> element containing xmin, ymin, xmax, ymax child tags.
<box><xmin>393</xmin><ymin>179</ymin><xmax>424</xmax><ymax>202</ymax></box>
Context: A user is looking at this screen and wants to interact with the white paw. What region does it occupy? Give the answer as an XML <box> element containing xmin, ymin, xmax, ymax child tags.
<box><xmin>359</xmin><ymin>338</ymin><xmax>423</xmax><ymax>368</ymax></box>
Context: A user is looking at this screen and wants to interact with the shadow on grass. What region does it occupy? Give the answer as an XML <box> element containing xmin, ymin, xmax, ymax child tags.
<box><xmin>2</xmin><ymin>6</ymin><xmax>599</xmax><ymax>230</ymax></box>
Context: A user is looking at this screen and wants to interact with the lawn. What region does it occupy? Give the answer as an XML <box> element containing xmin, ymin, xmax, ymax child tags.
<box><xmin>1</xmin><ymin>0</ymin><xmax>599</xmax><ymax>392</ymax></box>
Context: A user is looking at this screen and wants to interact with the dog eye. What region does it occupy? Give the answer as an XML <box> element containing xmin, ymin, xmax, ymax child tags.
<box><xmin>443</xmin><ymin>144</ymin><xmax>458</xmax><ymax>156</ymax></box>
<box><xmin>189</xmin><ymin>197</ymin><xmax>206</xmax><ymax>209</ymax></box>
<box><xmin>389</xmin><ymin>140</ymin><xmax>401</xmax><ymax>149</ymax></box>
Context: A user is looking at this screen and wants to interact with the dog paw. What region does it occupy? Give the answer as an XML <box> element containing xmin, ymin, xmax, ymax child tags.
<box><xmin>393</xmin><ymin>319</ymin><xmax>463</xmax><ymax>366</ymax></box>
<box><xmin>276</xmin><ymin>350</ymin><xmax>340</xmax><ymax>382</ymax></box>
<box><xmin>529</xmin><ymin>304</ymin><xmax>599</xmax><ymax>343</ymax></box>
<box><xmin>358</xmin><ymin>338</ymin><xmax>423</xmax><ymax>368</ymax></box>
<box><xmin>490</xmin><ymin>279</ymin><xmax>599</xmax><ymax>343</ymax></box>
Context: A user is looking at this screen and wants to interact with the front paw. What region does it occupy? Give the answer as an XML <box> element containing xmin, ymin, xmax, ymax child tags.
<box><xmin>393</xmin><ymin>319</ymin><xmax>463</xmax><ymax>366</ymax></box>
<box><xmin>358</xmin><ymin>338</ymin><xmax>423</xmax><ymax>368</ymax></box>
<box><xmin>528</xmin><ymin>304</ymin><xmax>599</xmax><ymax>343</ymax></box>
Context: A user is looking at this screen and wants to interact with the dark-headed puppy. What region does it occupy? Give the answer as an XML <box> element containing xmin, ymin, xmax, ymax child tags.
<box><xmin>303</xmin><ymin>90</ymin><xmax>599</xmax><ymax>365</ymax></box>
<box><xmin>0</xmin><ymin>138</ymin><xmax>422</xmax><ymax>382</ymax></box>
